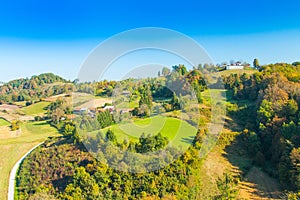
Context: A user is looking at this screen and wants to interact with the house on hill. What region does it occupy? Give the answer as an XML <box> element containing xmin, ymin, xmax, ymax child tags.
<box><xmin>121</xmin><ymin>90</ymin><xmax>130</xmax><ymax>97</ymax></box>
<box><xmin>73</xmin><ymin>107</ymin><xmax>96</xmax><ymax>118</ymax></box>
<box><xmin>225</xmin><ymin>61</ymin><xmax>244</xmax><ymax>70</ymax></box>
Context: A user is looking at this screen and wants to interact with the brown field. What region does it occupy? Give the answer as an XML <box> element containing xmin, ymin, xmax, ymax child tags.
<box><xmin>74</xmin><ymin>97</ymin><xmax>112</xmax><ymax>110</ymax></box>
<box><xmin>43</xmin><ymin>93</ymin><xmax>69</xmax><ymax>102</ymax></box>
<box><xmin>0</xmin><ymin>104</ymin><xmax>20</xmax><ymax>112</ymax></box>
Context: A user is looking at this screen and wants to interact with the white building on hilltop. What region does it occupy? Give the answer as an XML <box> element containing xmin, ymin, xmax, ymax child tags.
<box><xmin>226</xmin><ymin>65</ymin><xmax>244</xmax><ymax>70</ymax></box>
<box><xmin>225</xmin><ymin>61</ymin><xmax>244</xmax><ymax>70</ymax></box>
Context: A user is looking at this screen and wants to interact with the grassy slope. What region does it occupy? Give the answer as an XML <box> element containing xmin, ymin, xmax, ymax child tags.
<box><xmin>217</xmin><ymin>68</ymin><xmax>257</xmax><ymax>76</ymax></box>
<box><xmin>0</xmin><ymin>118</ymin><xmax>10</xmax><ymax>126</ymax></box>
<box><xmin>19</xmin><ymin>102</ymin><xmax>51</xmax><ymax>116</ymax></box>
<box><xmin>0</xmin><ymin>121</ymin><xmax>60</xmax><ymax>200</ymax></box>
<box><xmin>197</xmin><ymin>88</ymin><xmax>282</xmax><ymax>199</ymax></box>
<box><xmin>101</xmin><ymin>116</ymin><xmax>197</xmax><ymax>149</ymax></box>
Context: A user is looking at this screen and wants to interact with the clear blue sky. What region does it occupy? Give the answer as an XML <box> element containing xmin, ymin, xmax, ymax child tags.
<box><xmin>0</xmin><ymin>0</ymin><xmax>300</xmax><ymax>81</ymax></box>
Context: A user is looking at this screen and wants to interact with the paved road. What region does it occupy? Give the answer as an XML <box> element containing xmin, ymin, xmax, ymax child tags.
<box><xmin>7</xmin><ymin>143</ymin><xmax>43</xmax><ymax>200</ymax></box>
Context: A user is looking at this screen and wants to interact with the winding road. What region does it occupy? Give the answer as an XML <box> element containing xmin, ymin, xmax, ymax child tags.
<box><xmin>7</xmin><ymin>143</ymin><xmax>43</xmax><ymax>200</ymax></box>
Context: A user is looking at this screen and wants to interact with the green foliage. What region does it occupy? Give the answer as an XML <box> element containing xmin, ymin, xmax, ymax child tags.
<box><xmin>105</xmin><ymin>129</ymin><xmax>117</xmax><ymax>143</ymax></box>
<box><xmin>172</xmin><ymin>64</ymin><xmax>188</xmax><ymax>76</ymax></box>
<box><xmin>17</xmin><ymin>136</ymin><xmax>203</xmax><ymax>199</ymax></box>
<box><xmin>97</xmin><ymin>110</ymin><xmax>114</xmax><ymax>128</ymax></box>
<box><xmin>222</xmin><ymin>62</ymin><xmax>300</xmax><ymax>193</ymax></box>
<box><xmin>289</xmin><ymin>148</ymin><xmax>300</xmax><ymax>190</ymax></box>
<box><xmin>28</xmin><ymin>192</ymin><xmax>56</xmax><ymax>200</ymax></box>
<box><xmin>281</xmin><ymin>121</ymin><xmax>298</xmax><ymax>140</ymax></box>
<box><xmin>0</xmin><ymin>117</ymin><xmax>10</xmax><ymax>126</ymax></box>
<box><xmin>138</xmin><ymin>84</ymin><xmax>153</xmax><ymax>117</ymax></box>
<box><xmin>0</xmin><ymin>73</ymin><xmax>71</xmax><ymax>103</ymax></box>
<box><xmin>243</xmin><ymin>131</ymin><xmax>261</xmax><ymax>156</ymax></box>
<box><xmin>287</xmin><ymin>191</ymin><xmax>300</xmax><ymax>200</ymax></box>
<box><xmin>284</xmin><ymin>99</ymin><xmax>298</xmax><ymax>118</ymax></box>
<box><xmin>162</xmin><ymin>67</ymin><xmax>170</xmax><ymax>76</ymax></box>
<box><xmin>64</xmin><ymin>167</ymin><xmax>100</xmax><ymax>200</ymax></box>
<box><xmin>215</xmin><ymin>173</ymin><xmax>238</xmax><ymax>200</ymax></box>
<box><xmin>93</xmin><ymin>80</ymin><xmax>117</xmax><ymax>97</ymax></box>
<box><xmin>47</xmin><ymin>98</ymin><xmax>71</xmax><ymax>124</ymax></box>
<box><xmin>136</xmin><ymin>132</ymin><xmax>168</xmax><ymax>153</ymax></box>
<box><xmin>257</xmin><ymin>100</ymin><xmax>274</xmax><ymax>125</ymax></box>
<box><xmin>64</xmin><ymin>123</ymin><xmax>76</xmax><ymax>137</ymax></box>
<box><xmin>11</xmin><ymin>120</ymin><xmax>21</xmax><ymax>131</ymax></box>
<box><xmin>170</xmin><ymin>93</ymin><xmax>180</xmax><ymax>110</ymax></box>
<box><xmin>253</xmin><ymin>58</ymin><xmax>260</xmax><ymax>69</ymax></box>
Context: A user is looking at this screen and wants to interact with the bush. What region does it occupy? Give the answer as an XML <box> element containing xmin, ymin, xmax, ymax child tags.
<box><xmin>26</xmin><ymin>101</ymin><xmax>33</xmax><ymax>106</ymax></box>
<box><xmin>11</xmin><ymin>120</ymin><xmax>21</xmax><ymax>131</ymax></box>
<box><xmin>34</xmin><ymin>116</ymin><xmax>42</xmax><ymax>121</ymax></box>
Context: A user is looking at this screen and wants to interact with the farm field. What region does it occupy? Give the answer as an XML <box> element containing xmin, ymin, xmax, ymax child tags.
<box><xmin>0</xmin><ymin>121</ymin><xmax>60</xmax><ymax>200</ymax></box>
<box><xmin>0</xmin><ymin>118</ymin><xmax>10</xmax><ymax>126</ymax></box>
<box><xmin>101</xmin><ymin>116</ymin><xmax>197</xmax><ymax>149</ymax></box>
<box><xmin>18</xmin><ymin>101</ymin><xmax>51</xmax><ymax>116</ymax></box>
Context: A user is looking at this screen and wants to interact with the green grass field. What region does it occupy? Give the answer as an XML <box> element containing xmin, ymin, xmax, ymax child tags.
<box><xmin>217</xmin><ymin>68</ymin><xmax>257</xmax><ymax>76</ymax></box>
<box><xmin>100</xmin><ymin>116</ymin><xmax>197</xmax><ymax>149</ymax></box>
<box><xmin>13</xmin><ymin>101</ymin><xmax>27</xmax><ymax>107</ymax></box>
<box><xmin>0</xmin><ymin>121</ymin><xmax>60</xmax><ymax>200</ymax></box>
<box><xmin>18</xmin><ymin>101</ymin><xmax>51</xmax><ymax>116</ymax></box>
<box><xmin>0</xmin><ymin>118</ymin><xmax>10</xmax><ymax>126</ymax></box>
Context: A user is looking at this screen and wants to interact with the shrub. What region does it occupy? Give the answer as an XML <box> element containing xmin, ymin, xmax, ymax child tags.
<box><xmin>11</xmin><ymin>120</ymin><xmax>21</xmax><ymax>131</ymax></box>
<box><xmin>34</xmin><ymin>116</ymin><xmax>42</xmax><ymax>121</ymax></box>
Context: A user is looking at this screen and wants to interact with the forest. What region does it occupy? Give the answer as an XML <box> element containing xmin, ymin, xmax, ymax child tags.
<box><xmin>0</xmin><ymin>73</ymin><xmax>72</xmax><ymax>103</ymax></box>
<box><xmin>222</xmin><ymin>62</ymin><xmax>300</xmax><ymax>198</ymax></box>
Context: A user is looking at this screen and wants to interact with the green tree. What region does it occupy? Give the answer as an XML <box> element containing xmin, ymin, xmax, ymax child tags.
<box><xmin>257</xmin><ymin>100</ymin><xmax>274</xmax><ymax>125</ymax></box>
<box><xmin>97</xmin><ymin>110</ymin><xmax>114</xmax><ymax>128</ymax></box>
<box><xmin>65</xmin><ymin>167</ymin><xmax>100</xmax><ymax>200</ymax></box>
<box><xmin>64</xmin><ymin>123</ymin><xmax>76</xmax><ymax>137</ymax></box>
<box><xmin>170</xmin><ymin>93</ymin><xmax>180</xmax><ymax>110</ymax></box>
<box><xmin>106</xmin><ymin>129</ymin><xmax>117</xmax><ymax>143</ymax></box>
<box><xmin>289</xmin><ymin>148</ymin><xmax>300</xmax><ymax>190</ymax></box>
<box><xmin>253</xmin><ymin>58</ymin><xmax>260</xmax><ymax>69</ymax></box>
<box><xmin>11</xmin><ymin>120</ymin><xmax>21</xmax><ymax>131</ymax></box>
<box><xmin>216</xmin><ymin>173</ymin><xmax>238</xmax><ymax>199</ymax></box>
<box><xmin>284</xmin><ymin>99</ymin><xmax>298</xmax><ymax>118</ymax></box>
<box><xmin>162</xmin><ymin>67</ymin><xmax>170</xmax><ymax>76</ymax></box>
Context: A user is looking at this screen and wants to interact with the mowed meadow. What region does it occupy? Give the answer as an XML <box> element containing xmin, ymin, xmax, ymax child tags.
<box><xmin>101</xmin><ymin>116</ymin><xmax>197</xmax><ymax>149</ymax></box>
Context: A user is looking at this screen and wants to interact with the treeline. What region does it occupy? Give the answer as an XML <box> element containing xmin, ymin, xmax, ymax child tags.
<box><xmin>130</xmin><ymin>64</ymin><xmax>207</xmax><ymax>118</ymax></box>
<box><xmin>222</xmin><ymin>62</ymin><xmax>300</xmax><ymax>196</ymax></box>
<box><xmin>75</xmin><ymin>80</ymin><xmax>117</xmax><ymax>96</ymax></box>
<box><xmin>17</xmin><ymin>131</ymin><xmax>204</xmax><ymax>199</ymax></box>
<box><xmin>0</xmin><ymin>73</ymin><xmax>73</xmax><ymax>103</ymax></box>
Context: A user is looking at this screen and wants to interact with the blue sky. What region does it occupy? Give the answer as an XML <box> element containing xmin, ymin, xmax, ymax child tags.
<box><xmin>0</xmin><ymin>0</ymin><xmax>300</xmax><ymax>81</ymax></box>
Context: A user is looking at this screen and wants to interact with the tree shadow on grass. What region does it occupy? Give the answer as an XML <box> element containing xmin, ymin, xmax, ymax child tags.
<box><xmin>222</xmin><ymin>126</ymin><xmax>283</xmax><ymax>199</ymax></box>
<box><xmin>33</xmin><ymin>121</ymin><xmax>49</xmax><ymax>126</ymax></box>
<box><xmin>180</xmin><ymin>136</ymin><xmax>194</xmax><ymax>144</ymax></box>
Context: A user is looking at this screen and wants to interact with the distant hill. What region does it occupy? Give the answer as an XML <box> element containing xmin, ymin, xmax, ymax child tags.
<box><xmin>0</xmin><ymin>73</ymin><xmax>74</xmax><ymax>103</ymax></box>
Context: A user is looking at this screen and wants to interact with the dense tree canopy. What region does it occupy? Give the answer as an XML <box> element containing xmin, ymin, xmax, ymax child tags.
<box><xmin>223</xmin><ymin>62</ymin><xmax>300</xmax><ymax>193</ymax></box>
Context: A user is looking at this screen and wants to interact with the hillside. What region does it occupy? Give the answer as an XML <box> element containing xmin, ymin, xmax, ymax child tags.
<box><xmin>11</xmin><ymin>62</ymin><xmax>300</xmax><ymax>199</ymax></box>
<box><xmin>0</xmin><ymin>121</ymin><xmax>60</xmax><ymax>200</ymax></box>
<box><xmin>0</xmin><ymin>73</ymin><xmax>73</xmax><ymax>103</ymax></box>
